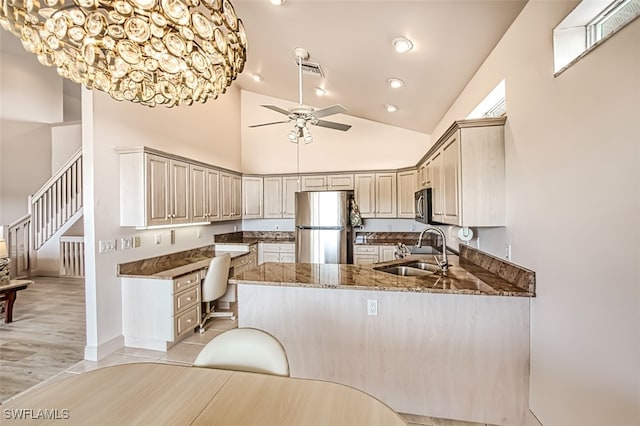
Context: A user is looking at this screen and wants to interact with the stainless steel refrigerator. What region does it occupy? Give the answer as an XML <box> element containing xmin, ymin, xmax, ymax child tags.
<box><xmin>295</xmin><ymin>191</ymin><xmax>352</xmax><ymax>264</ymax></box>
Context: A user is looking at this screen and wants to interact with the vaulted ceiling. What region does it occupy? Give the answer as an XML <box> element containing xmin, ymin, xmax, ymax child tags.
<box><xmin>232</xmin><ymin>0</ymin><xmax>527</xmax><ymax>134</ymax></box>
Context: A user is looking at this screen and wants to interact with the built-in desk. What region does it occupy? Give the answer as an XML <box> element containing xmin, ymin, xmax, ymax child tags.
<box><xmin>117</xmin><ymin>246</ymin><xmax>254</xmax><ymax>351</ymax></box>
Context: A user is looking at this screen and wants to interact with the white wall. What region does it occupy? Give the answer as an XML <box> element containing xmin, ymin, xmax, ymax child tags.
<box><xmin>240</xmin><ymin>91</ymin><xmax>429</xmax><ymax>174</ymax></box>
<box><xmin>0</xmin><ymin>32</ymin><xmax>63</xmax><ymax>225</ymax></box>
<box><xmin>82</xmin><ymin>86</ymin><xmax>243</xmax><ymax>359</ymax></box>
<box><xmin>0</xmin><ymin>32</ymin><xmax>63</xmax><ymax>123</ymax></box>
<box><xmin>431</xmin><ymin>3</ymin><xmax>640</xmax><ymax>425</ymax></box>
<box><xmin>51</xmin><ymin>122</ymin><xmax>81</xmax><ymax>172</ymax></box>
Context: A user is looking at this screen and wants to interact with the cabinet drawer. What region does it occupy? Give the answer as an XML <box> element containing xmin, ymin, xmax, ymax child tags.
<box><xmin>174</xmin><ymin>305</ymin><xmax>200</xmax><ymax>340</ymax></box>
<box><xmin>174</xmin><ymin>286</ymin><xmax>200</xmax><ymax>313</ymax></box>
<box><xmin>173</xmin><ymin>272</ymin><xmax>200</xmax><ymax>293</ymax></box>
<box><xmin>233</xmin><ymin>254</ymin><xmax>251</xmax><ymax>267</ymax></box>
<box><xmin>262</xmin><ymin>243</ymin><xmax>295</xmax><ymax>253</ymax></box>
<box><xmin>354</xmin><ymin>245</ymin><xmax>378</xmax><ymax>254</ymax></box>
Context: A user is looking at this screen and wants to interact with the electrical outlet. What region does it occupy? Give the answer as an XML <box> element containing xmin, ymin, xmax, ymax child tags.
<box><xmin>170</xmin><ymin>229</ymin><xmax>175</xmax><ymax>245</ymax></box>
<box><xmin>154</xmin><ymin>234</ymin><xmax>161</xmax><ymax>245</ymax></box>
<box><xmin>99</xmin><ymin>240</ymin><xmax>117</xmax><ymax>253</ymax></box>
<box><xmin>121</xmin><ymin>237</ymin><xmax>133</xmax><ymax>250</ymax></box>
<box><xmin>275</xmin><ymin>225</ymin><xmax>279</xmax><ymax>231</ymax></box>
<box><xmin>196</xmin><ymin>229</ymin><xmax>202</xmax><ymax>239</ymax></box>
<box><xmin>367</xmin><ymin>299</ymin><xmax>378</xmax><ymax>316</ymax></box>
<box><xmin>133</xmin><ymin>236</ymin><xmax>141</xmax><ymax>247</ymax></box>
<box><xmin>505</xmin><ymin>244</ymin><xmax>512</xmax><ymax>260</ymax></box>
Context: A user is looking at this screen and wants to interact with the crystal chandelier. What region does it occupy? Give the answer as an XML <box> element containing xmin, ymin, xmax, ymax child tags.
<box><xmin>0</xmin><ymin>0</ymin><xmax>247</xmax><ymax>107</ymax></box>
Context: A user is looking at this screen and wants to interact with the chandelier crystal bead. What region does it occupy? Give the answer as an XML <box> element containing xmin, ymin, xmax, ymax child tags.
<box><xmin>0</xmin><ymin>0</ymin><xmax>247</xmax><ymax>107</ymax></box>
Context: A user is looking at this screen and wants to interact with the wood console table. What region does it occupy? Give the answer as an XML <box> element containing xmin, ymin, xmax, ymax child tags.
<box><xmin>0</xmin><ymin>279</ymin><xmax>33</xmax><ymax>323</ymax></box>
<box><xmin>1</xmin><ymin>363</ymin><xmax>407</xmax><ymax>425</ymax></box>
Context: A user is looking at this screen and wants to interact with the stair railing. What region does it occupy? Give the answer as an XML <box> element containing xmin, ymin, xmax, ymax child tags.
<box><xmin>30</xmin><ymin>149</ymin><xmax>83</xmax><ymax>250</ymax></box>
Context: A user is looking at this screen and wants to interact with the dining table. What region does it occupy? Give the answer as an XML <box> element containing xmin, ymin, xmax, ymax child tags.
<box><xmin>1</xmin><ymin>363</ymin><xmax>407</xmax><ymax>425</ymax></box>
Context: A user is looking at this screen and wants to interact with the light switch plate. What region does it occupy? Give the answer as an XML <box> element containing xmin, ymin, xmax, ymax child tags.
<box><xmin>99</xmin><ymin>240</ymin><xmax>117</xmax><ymax>253</ymax></box>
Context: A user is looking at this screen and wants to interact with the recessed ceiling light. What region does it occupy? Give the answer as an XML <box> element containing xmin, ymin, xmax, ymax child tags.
<box><xmin>314</xmin><ymin>87</ymin><xmax>326</xmax><ymax>96</ymax></box>
<box><xmin>385</xmin><ymin>104</ymin><xmax>398</xmax><ymax>112</ymax></box>
<box><xmin>387</xmin><ymin>78</ymin><xmax>404</xmax><ymax>89</ymax></box>
<box><xmin>392</xmin><ymin>37</ymin><xmax>413</xmax><ymax>53</ymax></box>
<box><xmin>250</xmin><ymin>73</ymin><xmax>263</xmax><ymax>82</ymax></box>
<box><xmin>270</xmin><ymin>0</ymin><xmax>285</xmax><ymax>5</ymax></box>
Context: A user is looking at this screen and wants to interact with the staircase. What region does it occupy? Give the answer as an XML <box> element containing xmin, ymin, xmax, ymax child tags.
<box><xmin>6</xmin><ymin>149</ymin><xmax>84</xmax><ymax>278</ymax></box>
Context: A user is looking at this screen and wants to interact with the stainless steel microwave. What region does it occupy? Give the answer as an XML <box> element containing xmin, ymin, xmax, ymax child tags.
<box><xmin>414</xmin><ymin>188</ymin><xmax>433</xmax><ymax>224</ymax></box>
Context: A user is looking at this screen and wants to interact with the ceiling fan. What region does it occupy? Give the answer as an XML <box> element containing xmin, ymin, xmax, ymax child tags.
<box><xmin>249</xmin><ymin>47</ymin><xmax>352</xmax><ymax>143</ymax></box>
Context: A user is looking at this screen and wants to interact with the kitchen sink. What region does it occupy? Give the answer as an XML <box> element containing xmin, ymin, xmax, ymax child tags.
<box><xmin>374</xmin><ymin>264</ymin><xmax>438</xmax><ymax>277</ymax></box>
<box><xmin>399</xmin><ymin>262</ymin><xmax>441</xmax><ymax>273</ymax></box>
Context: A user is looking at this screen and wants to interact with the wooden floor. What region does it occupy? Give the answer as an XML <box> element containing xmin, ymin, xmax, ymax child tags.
<box><xmin>0</xmin><ymin>276</ymin><xmax>498</xmax><ymax>426</ymax></box>
<box><xmin>0</xmin><ymin>276</ymin><xmax>86</xmax><ymax>402</ymax></box>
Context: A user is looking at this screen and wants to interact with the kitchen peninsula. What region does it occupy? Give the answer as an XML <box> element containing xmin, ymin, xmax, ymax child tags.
<box><xmin>231</xmin><ymin>245</ymin><xmax>535</xmax><ymax>426</ymax></box>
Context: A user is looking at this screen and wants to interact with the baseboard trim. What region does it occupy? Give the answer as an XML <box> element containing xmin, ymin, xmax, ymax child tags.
<box><xmin>84</xmin><ymin>335</ymin><xmax>124</xmax><ymax>361</ymax></box>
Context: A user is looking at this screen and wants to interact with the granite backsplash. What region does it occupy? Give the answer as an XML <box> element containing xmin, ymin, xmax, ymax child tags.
<box><xmin>458</xmin><ymin>245</ymin><xmax>535</xmax><ymax>294</ymax></box>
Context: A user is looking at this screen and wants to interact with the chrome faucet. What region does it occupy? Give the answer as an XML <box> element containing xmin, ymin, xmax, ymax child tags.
<box><xmin>416</xmin><ymin>227</ymin><xmax>449</xmax><ymax>272</ymax></box>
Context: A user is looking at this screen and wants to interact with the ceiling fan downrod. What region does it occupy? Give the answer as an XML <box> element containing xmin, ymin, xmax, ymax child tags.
<box><xmin>294</xmin><ymin>47</ymin><xmax>309</xmax><ymax>107</ymax></box>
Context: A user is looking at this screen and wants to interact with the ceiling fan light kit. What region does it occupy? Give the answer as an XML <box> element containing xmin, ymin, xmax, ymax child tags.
<box><xmin>249</xmin><ymin>47</ymin><xmax>352</xmax><ymax>143</ymax></box>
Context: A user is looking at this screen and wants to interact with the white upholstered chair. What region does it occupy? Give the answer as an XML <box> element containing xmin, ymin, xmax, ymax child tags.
<box><xmin>193</xmin><ymin>328</ymin><xmax>290</xmax><ymax>377</ymax></box>
<box><xmin>198</xmin><ymin>253</ymin><xmax>234</xmax><ymax>333</ymax></box>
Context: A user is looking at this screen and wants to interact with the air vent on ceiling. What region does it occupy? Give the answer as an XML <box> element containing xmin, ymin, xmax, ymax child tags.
<box><xmin>299</xmin><ymin>60</ymin><xmax>324</xmax><ymax>77</ymax></box>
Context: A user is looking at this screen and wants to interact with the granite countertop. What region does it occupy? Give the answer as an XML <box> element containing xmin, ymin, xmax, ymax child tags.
<box><xmin>214</xmin><ymin>231</ymin><xmax>295</xmax><ymax>245</ymax></box>
<box><xmin>117</xmin><ymin>246</ymin><xmax>250</xmax><ymax>279</ymax></box>
<box><xmin>229</xmin><ymin>250</ymin><xmax>535</xmax><ymax>298</ymax></box>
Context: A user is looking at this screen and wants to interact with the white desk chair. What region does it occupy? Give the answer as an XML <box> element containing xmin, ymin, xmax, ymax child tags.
<box><xmin>193</xmin><ymin>328</ymin><xmax>290</xmax><ymax>377</ymax></box>
<box><xmin>198</xmin><ymin>253</ymin><xmax>234</xmax><ymax>333</ymax></box>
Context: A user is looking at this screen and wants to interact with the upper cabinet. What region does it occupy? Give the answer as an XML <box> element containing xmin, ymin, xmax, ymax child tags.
<box><xmin>242</xmin><ymin>176</ymin><xmax>263</xmax><ymax>219</ymax></box>
<box><xmin>300</xmin><ymin>174</ymin><xmax>354</xmax><ymax>191</ymax></box>
<box><xmin>119</xmin><ymin>147</ymin><xmax>241</xmax><ymax>227</ymax></box>
<box><xmin>354</xmin><ymin>172</ymin><xmax>397</xmax><ymax>218</ymax></box>
<box><xmin>264</xmin><ymin>176</ymin><xmax>300</xmax><ymax>219</ymax></box>
<box><xmin>191</xmin><ymin>165</ymin><xmax>220</xmax><ymax>222</ymax></box>
<box><xmin>429</xmin><ymin>117</ymin><xmax>506</xmax><ymax>226</ymax></box>
<box><xmin>221</xmin><ymin>172</ymin><xmax>242</xmax><ymax>220</ymax></box>
<box><xmin>120</xmin><ymin>151</ymin><xmax>191</xmax><ymax>227</ymax></box>
<box><xmin>397</xmin><ymin>170</ymin><xmax>416</xmax><ymax>218</ymax></box>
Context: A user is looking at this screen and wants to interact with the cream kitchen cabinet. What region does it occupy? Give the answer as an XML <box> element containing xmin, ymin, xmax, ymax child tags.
<box><xmin>119</xmin><ymin>150</ymin><xmax>190</xmax><ymax>227</ymax></box>
<box><xmin>353</xmin><ymin>244</ymin><xmax>397</xmax><ymax>264</ymax></box>
<box><xmin>397</xmin><ymin>170</ymin><xmax>416</xmax><ymax>218</ymax></box>
<box><xmin>300</xmin><ymin>174</ymin><xmax>354</xmax><ymax>191</ymax></box>
<box><xmin>242</xmin><ymin>176</ymin><xmax>263</xmax><ymax>219</ymax></box>
<box><xmin>258</xmin><ymin>243</ymin><xmax>295</xmax><ymax>264</ymax></box>
<box><xmin>429</xmin><ymin>118</ymin><xmax>505</xmax><ymax>226</ymax></box>
<box><xmin>354</xmin><ymin>173</ymin><xmax>397</xmax><ymax>218</ymax></box>
<box><xmin>264</xmin><ymin>176</ymin><xmax>300</xmax><ymax>219</ymax></box>
<box><xmin>221</xmin><ymin>172</ymin><xmax>242</xmax><ymax>219</ymax></box>
<box><xmin>122</xmin><ymin>271</ymin><xmax>202</xmax><ymax>350</ymax></box>
<box><xmin>191</xmin><ymin>165</ymin><xmax>220</xmax><ymax>222</ymax></box>
<box><xmin>417</xmin><ymin>159</ymin><xmax>432</xmax><ymax>189</ymax></box>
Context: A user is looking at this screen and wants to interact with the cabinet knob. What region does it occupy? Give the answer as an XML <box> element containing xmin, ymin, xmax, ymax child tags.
<box><xmin>186</xmin><ymin>297</ymin><xmax>192</xmax><ymax>302</ymax></box>
<box><xmin>186</xmin><ymin>280</ymin><xmax>191</xmax><ymax>284</ymax></box>
<box><xmin>187</xmin><ymin>318</ymin><xmax>192</xmax><ymax>323</ymax></box>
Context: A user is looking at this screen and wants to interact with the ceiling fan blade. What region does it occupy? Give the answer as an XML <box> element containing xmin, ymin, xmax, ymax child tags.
<box><xmin>261</xmin><ymin>105</ymin><xmax>291</xmax><ymax>115</ymax></box>
<box><xmin>312</xmin><ymin>104</ymin><xmax>347</xmax><ymax>119</ymax></box>
<box><xmin>248</xmin><ymin>120</ymin><xmax>292</xmax><ymax>128</ymax></box>
<box><xmin>313</xmin><ymin>119</ymin><xmax>352</xmax><ymax>132</ymax></box>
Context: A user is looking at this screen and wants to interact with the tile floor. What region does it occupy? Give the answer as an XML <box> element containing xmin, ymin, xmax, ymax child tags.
<box><xmin>1</xmin><ymin>276</ymin><xmax>496</xmax><ymax>426</ymax></box>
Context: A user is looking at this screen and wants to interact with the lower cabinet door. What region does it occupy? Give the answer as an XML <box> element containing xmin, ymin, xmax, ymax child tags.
<box><xmin>174</xmin><ymin>305</ymin><xmax>200</xmax><ymax>340</ymax></box>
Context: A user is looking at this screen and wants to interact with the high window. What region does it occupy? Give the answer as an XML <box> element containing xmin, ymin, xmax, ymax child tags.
<box><xmin>554</xmin><ymin>0</ymin><xmax>640</xmax><ymax>74</ymax></box>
